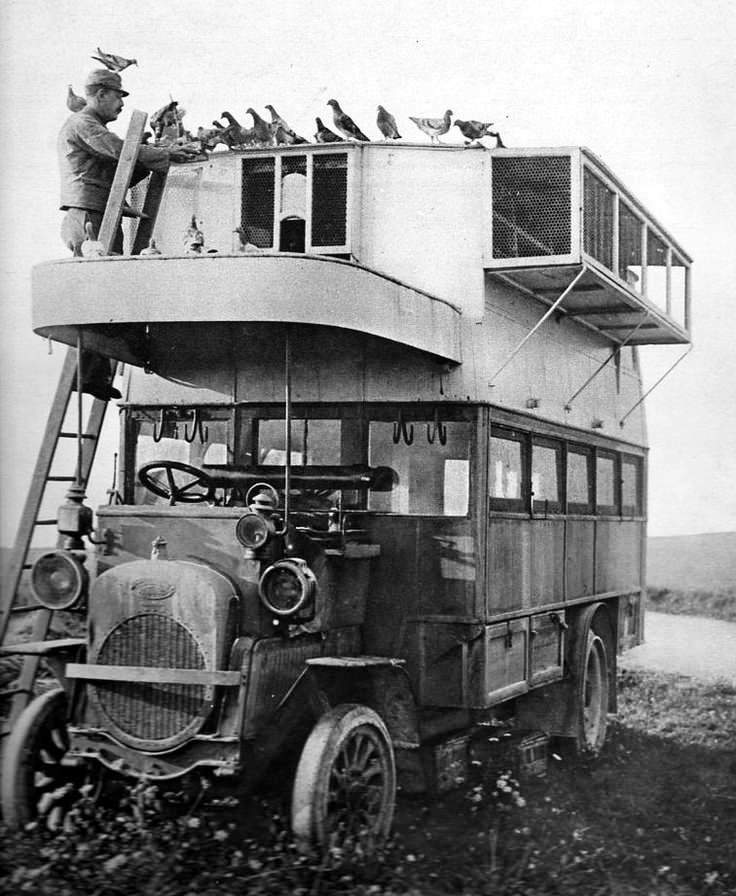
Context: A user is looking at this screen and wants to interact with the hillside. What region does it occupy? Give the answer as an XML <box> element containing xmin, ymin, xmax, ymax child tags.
<box><xmin>647</xmin><ymin>531</ymin><xmax>736</xmax><ymax>591</ymax></box>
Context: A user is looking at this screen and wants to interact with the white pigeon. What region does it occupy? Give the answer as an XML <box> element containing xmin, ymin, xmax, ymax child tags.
<box><xmin>409</xmin><ymin>110</ymin><xmax>453</xmax><ymax>144</ymax></box>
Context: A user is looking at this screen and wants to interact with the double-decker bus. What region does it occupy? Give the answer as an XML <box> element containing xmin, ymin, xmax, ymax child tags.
<box><xmin>1</xmin><ymin>140</ymin><xmax>691</xmax><ymax>846</ymax></box>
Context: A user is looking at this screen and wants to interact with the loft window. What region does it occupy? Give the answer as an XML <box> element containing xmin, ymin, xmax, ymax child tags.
<box><xmin>618</xmin><ymin>202</ymin><xmax>643</xmax><ymax>293</ymax></box>
<box><xmin>241</xmin><ymin>152</ymin><xmax>348</xmax><ymax>253</ymax></box>
<box><xmin>492</xmin><ymin>156</ymin><xmax>571</xmax><ymax>259</ymax></box>
<box><xmin>312</xmin><ymin>153</ymin><xmax>348</xmax><ymax>247</ymax></box>
<box><xmin>583</xmin><ymin>169</ymin><xmax>614</xmax><ymax>270</ymax></box>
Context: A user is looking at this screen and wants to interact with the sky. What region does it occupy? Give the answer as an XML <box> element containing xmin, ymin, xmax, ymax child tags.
<box><xmin>0</xmin><ymin>0</ymin><xmax>735</xmax><ymax>543</ymax></box>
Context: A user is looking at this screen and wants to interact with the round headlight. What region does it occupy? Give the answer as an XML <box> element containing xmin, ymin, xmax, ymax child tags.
<box><xmin>30</xmin><ymin>550</ymin><xmax>88</xmax><ymax>610</ymax></box>
<box><xmin>235</xmin><ymin>512</ymin><xmax>270</xmax><ymax>549</ymax></box>
<box><xmin>258</xmin><ymin>558</ymin><xmax>317</xmax><ymax>617</ymax></box>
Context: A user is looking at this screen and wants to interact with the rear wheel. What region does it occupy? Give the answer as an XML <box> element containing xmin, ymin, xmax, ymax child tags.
<box><xmin>291</xmin><ymin>703</ymin><xmax>396</xmax><ymax>849</ymax></box>
<box><xmin>578</xmin><ymin>631</ymin><xmax>609</xmax><ymax>752</ymax></box>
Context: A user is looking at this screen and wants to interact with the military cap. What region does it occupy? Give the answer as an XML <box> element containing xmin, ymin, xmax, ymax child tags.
<box><xmin>84</xmin><ymin>69</ymin><xmax>129</xmax><ymax>96</ymax></box>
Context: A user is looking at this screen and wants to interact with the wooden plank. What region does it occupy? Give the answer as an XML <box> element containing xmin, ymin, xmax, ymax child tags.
<box><xmin>0</xmin><ymin>638</ymin><xmax>85</xmax><ymax>656</ymax></box>
<box><xmin>130</xmin><ymin>169</ymin><xmax>168</xmax><ymax>254</ymax></box>
<box><xmin>66</xmin><ymin>663</ymin><xmax>241</xmax><ymax>686</ymax></box>
<box><xmin>98</xmin><ymin>109</ymin><xmax>147</xmax><ymax>255</ymax></box>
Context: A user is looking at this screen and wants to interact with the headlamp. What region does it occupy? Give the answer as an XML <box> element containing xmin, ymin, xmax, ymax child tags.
<box><xmin>30</xmin><ymin>550</ymin><xmax>88</xmax><ymax>610</ymax></box>
<box><xmin>235</xmin><ymin>512</ymin><xmax>270</xmax><ymax>549</ymax></box>
<box><xmin>258</xmin><ymin>558</ymin><xmax>317</xmax><ymax>618</ymax></box>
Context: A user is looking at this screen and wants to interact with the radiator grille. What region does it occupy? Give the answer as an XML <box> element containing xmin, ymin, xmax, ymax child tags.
<box><xmin>241</xmin><ymin>157</ymin><xmax>275</xmax><ymax>247</ymax></box>
<box><xmin>492</xmin><ymin>156</ymin><xmax>571</xmax><ymax>258</ymax></box>
<box><xmin>312</xmin><ymin>153</ymin><xmax>348</xmax><ymax>246</ymax></box>
<box><xmin>583</xmin><ymin>168</ymin><xmax>614</xmax><ymax>269</ymax></box>
<box><xmin>93</xmin><ymin>614</ymin><xmax>208</xmax><ymax>745</ymax></box>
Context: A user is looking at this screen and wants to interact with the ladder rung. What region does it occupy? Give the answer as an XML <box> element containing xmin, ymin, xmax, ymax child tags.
<box><xmin>9</xmin><ymin>605</ymin><xmax>41</xmax><ymax>615</ymax></box>
<box><xmin>59</xmin><ymin>432</ymin><xmax>97</xmax><ymax>439</ymax></box>
<box><xmin>46</xmin><ymin>476</ymin><xmax>77</xmax><ymax>482</ymax></box>
<box><xmin>34</xmin><ymin>519</ymin><xmax>58</xmax><ymax>526</ymax></box>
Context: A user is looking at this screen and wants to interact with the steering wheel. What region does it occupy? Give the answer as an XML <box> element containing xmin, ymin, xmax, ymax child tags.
<box><xmin>138</xmin><ymin>461</ymin><xmax>215</xmax><ymax>505</ymax></box>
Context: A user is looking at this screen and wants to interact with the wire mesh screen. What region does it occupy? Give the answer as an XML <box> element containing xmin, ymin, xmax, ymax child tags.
<box><xmin>241</xmin><ymin>157</ymin><xmax>276</xmax><ymax>248</ymax></box>
<box><xmin>583</xmin><ymin>168</ymin><xmax>614</xmax><ymax>269</ymax></box>
<box><xmin>492</xmin><ymin>156</ymin><xmax>571</xmax><ymax>258</ymax></box>
<box><xmin>123</xmin><ymin>179</ymin><xmax>148</xmax><ymax>253</ymax></box>
<box><xmin>618</xmin><ymin>202</ymin><xmax>643</xmax><ymax>293</ymax></box>
<box><xmin>312</xmin><ymin>153</ymin><xmax>348</xmax><ymax>247</ymax></box>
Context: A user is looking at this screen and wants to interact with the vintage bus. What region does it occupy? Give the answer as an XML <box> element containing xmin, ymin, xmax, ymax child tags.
<box><xmin>0</xmin><ymin>141</ymin><xmax>691</xmax><ymax>845</ymax></box>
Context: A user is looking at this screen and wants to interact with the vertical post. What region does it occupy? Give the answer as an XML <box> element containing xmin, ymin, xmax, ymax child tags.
<box><xmin>611</xmin><ymin>192</ymin><xmax>619</xmax><ymax>278</ymax></box>
<box><xmin>665</xmin><ymin>247</ymin><xmax>672</xmax><ymax>317</ymax></box>
<box><xmin>76</xmin><ymin>330</ymin><xmax>84</xmax><ymax>486</ymax></box>
<box><xmin>284</xmin><ymin>326</ymin><xmax>291</xmax><ymax>526</ymax></box>
<box><xmin>640</xmin><ymin>223</ymin><xmax>648</xmax><ymax>299</ymax></box>
<box><xmin>684</xmin><ymin>264</ymin><xmax>692</xmax><ymax>334</ymax></box>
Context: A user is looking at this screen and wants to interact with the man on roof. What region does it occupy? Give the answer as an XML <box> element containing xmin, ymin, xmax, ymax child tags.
<box><xmin>58</xmin><ymin>68</ymin><xmax>196</xmax><ymax>256</ymax></box>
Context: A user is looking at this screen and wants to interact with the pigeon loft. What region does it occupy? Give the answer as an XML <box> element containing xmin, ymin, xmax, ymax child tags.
<box><xmin>119</xmin><ymin>143</ymin><xmax>691</xmax><ymax>346</ymax></box>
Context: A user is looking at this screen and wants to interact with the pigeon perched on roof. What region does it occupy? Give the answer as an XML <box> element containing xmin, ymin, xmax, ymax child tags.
<box><xmin>67</xmin><ymin>85</ymin><xmax>86</xmax><ymax>112</ymax></box>
<box><xmin>220</xmin><ymin>112</ymin><xmax>255</xmax><ymax>148</ymax></box>
<box><xmin>140</xmin><ymin>238</ymin><xmax>162</xmax><ymax>257</ymax></box>
<box><xmin>327</xmin><ymin>99</ymin><xmax>370</xmax><ymax>141</ymax></box>
<box><xmin>90</xmin><ymin>48</ymin><xmax>138</xmax><ymax>72</ymax></box>
<box><xmin>314</xmin><ymin>117</ymin><xmax>344</xmax><ymax>143</ymax></box>
<box><xmin>376</xmin><ymin>105</ymin><xmax>401</xmax><ymax>140</ymax></box>
<box><xmin>247</xmin><ymin>108</ymin><xmax>275</xmax><ymax>145</ymax></box>
<box><xmin>197</xmin><ymin>124</ymin><xmax>226</xmax><ymax>151</ymax></box>
<box><xmin>409</xmin><ymin>110</ymin><xmax>453</xmax><ymax>144</ymax></box>
<box><xmin>453</xmin><ymin>119</ymin><xmax>506</xmax><ymax>147</ymax></box>
<box><xmin>185</xmin><ymin>215</ymin><xmax>204</xmax><ymax>249</ymax></box>
<box><xmin>265</xmin><ymin>105</ymin><xmax>308</xmax><ymax>144</ymax></box>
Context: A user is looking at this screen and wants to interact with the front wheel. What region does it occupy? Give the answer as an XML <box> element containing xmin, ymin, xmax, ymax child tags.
<box><xmin>291</xmin><ymin>704</ymin><xmax>396</xmax><ymax>849</ymax></box>
<box><xmin>1</xmin><ymin>688</ymin><xmax>71</xmax><ymax>828</ymax></box>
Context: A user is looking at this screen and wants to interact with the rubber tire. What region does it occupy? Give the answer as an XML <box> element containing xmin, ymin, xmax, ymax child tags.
<box><xmin>1</xmin><ymin>688</ymin><xmax>69</xmax><ymax>828</ymax></box>
<box><xmin>291</xmin><ymin>703</ymin><xmax>396</xmax><ymax>849</ymax></box>
<box><xmin>578</xmin><ymin>631</ymin><xmax>609</xmax><ymax>753</ymax></box>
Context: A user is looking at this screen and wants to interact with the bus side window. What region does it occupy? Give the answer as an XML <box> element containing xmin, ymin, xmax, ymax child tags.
<box><xmin>489</xmin><ymin>431</ymin><xmax>525</xmax><ymax>511</ymax></box>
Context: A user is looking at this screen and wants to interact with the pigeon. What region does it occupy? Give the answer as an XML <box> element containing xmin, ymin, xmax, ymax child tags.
<box><xmin>233</xmin><ymin>226</ymin><xmax>263</xmax><ymax>253</ymax></box>
<box><xmin>327</xmin><ymin>99</ymin><xmax>370</xmax><ymax>141</ymax></box>
<box><xmin>197</xmin><ymin>124</ymin><xmax>226</xmax><ymax>150</ymax></box>
<box><xmin>140</xmin><ymin>237</ymin><xmax>162</xmax><ymax>256</ymax></box>
<box><xmin>409</xmin><ymin>110</ymin><xmax>453</xmax><ymax>144</ymax></box>
<box><xmin>67</xmin><ymin>85</ymin><xmax>86</xmax><ymax>112</ymax></box>
<box><xmin>376</xmin><ymin>105</ymin><xmax>401</xmax><ymax>140</ymax></box>
<box><xmin>314</xmin><ymin>117</ymin><xmax>344</xmax><ymax>143</ymax></box>
<box><xmin>80</xmin><ymin>221</ymin><xmax>104</xmax><ymax>257</ymax></box>
<box><xmin>453</xmin><ymin>119</ymin><xmax>504</xmax><ymax>146</ymax></box>
<box><xmin>219</xmin><ymin>112</ymin><xmax>255</xmax><ymax>147</ymax></box>
<box><xmin>246</xmin><ymin>108</ymin><xmax>275</xmax><ymax>145</ymax></box>
<box><xmin>90</xmin><ymin>48</ymin><xmax>138</xmax><ymax>72</ymax></box>
<box><xmin>185</xmin><ymin>215</ymin><xmax>204</xmax><ymax>249</ymax></box>
<box><xmin>265</xmin><ymin>104</ymin><xmax>308</xmax><ymax>144</ymax></box>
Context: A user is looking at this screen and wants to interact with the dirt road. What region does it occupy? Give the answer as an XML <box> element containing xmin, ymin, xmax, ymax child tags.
<box><xmin>622</xmin><ymin>611</ymin><xmax>736</xmax><ymax>682</ymax></box>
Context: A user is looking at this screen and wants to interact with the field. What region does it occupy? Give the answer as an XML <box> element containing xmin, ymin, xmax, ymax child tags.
<box><xmin>1</xmin><ymin>667</ymin><xmax>735</xmax><ymax>896</ymax></box>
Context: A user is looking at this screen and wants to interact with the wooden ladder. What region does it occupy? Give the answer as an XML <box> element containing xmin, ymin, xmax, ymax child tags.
<box><xmin>0</xmin><ymin>109</ymin><xmax>166</xmax><ymax>742</ymax></box>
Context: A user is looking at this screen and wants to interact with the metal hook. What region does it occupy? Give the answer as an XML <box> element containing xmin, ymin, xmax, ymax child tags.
<box><xmin>426</xmin><ymin>408</ymin><xmax>447</xmax><ymax>446</ymax></box>
<box><xmin>152</xmin><ymin>409</ymin><xmax>165</xmax><ymax>442</ymax></box>
<box><xmin>392</xmin><ymin>410</ymin><xmax>414</xmax><ymax>446</ymax></box>
<box><xmin>184</xmin><ymin>409</ymin><xmax>209</xmax><ymax>444</ymax></box>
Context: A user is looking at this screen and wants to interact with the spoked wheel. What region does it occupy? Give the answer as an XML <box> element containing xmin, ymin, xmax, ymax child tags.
<box><xmin>1</xmin><ymin>688</ymin><xmax>74</xmax><ymax>828</ymax></box>
<box><xmin>291</xmin><ymin>704</ymin><xmax>396</xmax><ymax>849</ymax></box>
<box><xmin>579</xmin><ymin>631</ymin><xmax>609</xmax><ymax>753</ymax></box>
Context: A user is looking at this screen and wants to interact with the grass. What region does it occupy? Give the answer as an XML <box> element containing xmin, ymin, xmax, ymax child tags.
<box><xmin>2</xmin><ymin>667</ymin><xmax>735</xmax><ymax>895</ymax></box>
<box><xmin>647</xmin><ymin>586</ymin><xmax>736</xmax><ymax>623</ymax></box>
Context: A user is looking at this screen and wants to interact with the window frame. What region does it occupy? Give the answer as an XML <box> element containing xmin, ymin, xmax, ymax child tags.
<box><xmin>239</xmin><ymin>147</ymin><xmax>354</xmax><ymax>256</ymax></box>
<box><xmin>489</xmin><ymin>425</ymin><xmax>528</xmax><ymax>513</ymax></box>
<box><xmin>621</xmin><ymin>453</ymin><xmax>643</xmax><ymax>517</ymax></box>
<box><xmin>565</xmin><ymin>443</ymin><xmax>595</xmax><ymax>515</ymax></box>
<box><xmin>594</xmin><ymin>448</ymin><xmax>620</xmax><ymax>516</ymax></box>
<box><xmin>530</xmin><ymin>435</ymin><xmax>563</xmax><ymax>514</ymax></box>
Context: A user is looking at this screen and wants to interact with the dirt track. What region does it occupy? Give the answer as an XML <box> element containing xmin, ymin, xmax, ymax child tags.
<box><xmin>622</xmin><ymin>611</ymin><xmax>736</xmax><ymax>682</ymax></box>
